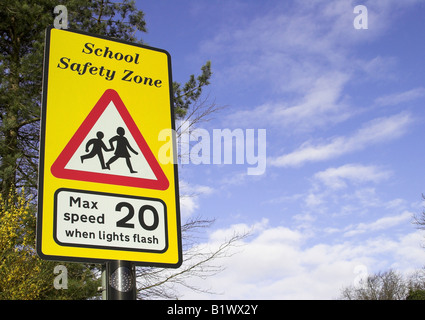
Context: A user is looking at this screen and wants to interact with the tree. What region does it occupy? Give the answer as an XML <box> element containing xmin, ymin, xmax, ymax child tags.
<box><xmin>173</xmin><ymin>61</ymin><xmax>212</xmax><ymax>119</ymax></box>
<box><xmin>0</xmin><ymin>0</ymin><xmax>211</xmax><ymax>197</ymax></box>
<box><xmin>0</xmin><ymin>0</ymin><xmax>150</xmax><ymax>299</ymax></box>
<box><xmin>413</xmin><ymin>194</ymin><xmax>425</xmax><ymax>236</ymax></box>
<box><xmin>340</xmin><ymin>270</ymin><xmax>408</xmax><ymax>300</ymax></box>
<box><xmin>0</xmin><ymin>0</ymin><xmax>51</xmax><ymax>197</ymax></box>
<box><xmin>406</xmin><ymin>288</ymin><xmax>425</xmax><ymax>300</ymax></box>
<box><xmin>1</xmin><ymin>0</ymin><xmax>240</xmax><ymax>300</ymax></box>
<box><xmin>136</xmin><ymin>216</ymin><xmax>247</xmax><ymax>299</ymax></box>
<box><xmin>339</xmin><ymin>193</ymin><xmax>425</xmax><ymax>300</ymax></box>
<box><xmin>0</xmin><ymin>190</ymin><xmax>46</xmax><ymax>299</ymax></box>
<box><xmin>0</xmin><ymin>189</ymin><xmax>101</xmax><ymax>299</ymax></box>
<box><xmin>339</xmin><ymin>269</ymin><xmax>425</xmax><ymax>300</ymax></box>
<box><xmin>406</xmin><ymin>269</ymin><xmax>425</xmax><ymax>300</ymax></box>
<box><xmin>0</xmin><ymin>0</ymin><xmax>144</xmax><ymax>197</ymax></box>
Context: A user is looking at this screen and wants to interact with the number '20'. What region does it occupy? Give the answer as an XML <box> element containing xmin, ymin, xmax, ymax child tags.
<box><xmin>115</xmin><ymin>202</ymin><xmax>159</xmax><ymax>231</ymax></box>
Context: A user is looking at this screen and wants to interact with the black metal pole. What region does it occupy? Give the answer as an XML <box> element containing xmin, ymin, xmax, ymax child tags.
<box><xmin>106</xmin><ymin>260</ymin><xmax>137</xmax><ymax>300</ymax></box>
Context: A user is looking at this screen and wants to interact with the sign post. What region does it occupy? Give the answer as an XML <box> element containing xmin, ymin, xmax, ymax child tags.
<box><xmin>37</xmin><ymin>26</ymin><xmax>182</xmax><ymax>296</ymax></box>
<box><xmin>106</xmin><ymin>261</ymin><xmax>136</xmax><ymax>300</ymax></box>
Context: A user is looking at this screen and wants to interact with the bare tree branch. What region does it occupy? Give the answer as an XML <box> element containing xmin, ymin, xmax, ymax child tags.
<box><xmin>175</xmin><ymin>94</ymin><xmax>227</xmax><ymax>137</ymax></box>
<box><xmin>339</xmin><ymin>269</ymin><xmax>416</xmax><ymax>300</ymax></box>
<box><xmin>135</xmin><ymin>218</ymin><xmax>250</xmax><ymax>299</ymax></box>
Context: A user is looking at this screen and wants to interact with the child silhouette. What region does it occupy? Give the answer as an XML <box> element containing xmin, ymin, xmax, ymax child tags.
<box><xmin>80</xmin><ymin>131</ymin><xmax>111</xmax><ymax>169</ymax></box>
<box><xmin>106</xmin><ymin>127</ymin><xmax>138</xmax><ymax>173</ymax></box>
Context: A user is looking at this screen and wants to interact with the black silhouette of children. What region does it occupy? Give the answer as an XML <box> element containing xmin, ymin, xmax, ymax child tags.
<box><xmin>80</xmin><ymin>131</ymin><xmax>111</xmax><ymax>169</ymax></box>
<box><xmin>105</xmin><ymin>127</ymin><xmax>138</xmax><ymax>173</ymax></box>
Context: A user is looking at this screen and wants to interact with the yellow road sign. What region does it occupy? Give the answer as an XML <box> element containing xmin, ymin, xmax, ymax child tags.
<box><xmin>37</xmin><ymin>26</ymin><xmax>182</xmax><ymax>267</ymax></box>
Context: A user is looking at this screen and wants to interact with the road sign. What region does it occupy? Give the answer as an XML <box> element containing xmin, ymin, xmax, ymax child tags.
<box><xmin>37</xmin><ymin>26</ymin><xmax>182</xmax><ymax>267</ymax></box>
<box><xmin>50</xmin><ymin>89</ymin><xmax>169</xmax><ymax>190</ymax></box>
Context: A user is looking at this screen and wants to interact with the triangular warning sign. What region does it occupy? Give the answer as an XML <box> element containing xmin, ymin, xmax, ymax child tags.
<box><xmin>51</xmin><ymin>89</ymin><xmax>169</xmax><ymax>190</ymax></box>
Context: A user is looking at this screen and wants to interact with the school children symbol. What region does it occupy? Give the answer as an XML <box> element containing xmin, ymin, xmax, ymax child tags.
<box><xmin>80</xmin><ymin>127</ymin><xmax>139</xmax><ymax>173</ymax></box>
<box><xmin>51</xmin><ymin>89</ymin><xmax>169</xmax><ymax>190</ymax></box>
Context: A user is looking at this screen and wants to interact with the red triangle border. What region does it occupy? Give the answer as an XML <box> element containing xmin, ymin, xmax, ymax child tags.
<box><xmin>50</xmin><ymin>89</ymin><xmax>169</xmax><ymax>191</ymax></box>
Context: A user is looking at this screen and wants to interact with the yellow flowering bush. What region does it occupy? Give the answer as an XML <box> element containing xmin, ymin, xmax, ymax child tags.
<box><xmin>0</xmin><ymin>190</ymin><xmax>49</xmax><ymax>299</ymax></box>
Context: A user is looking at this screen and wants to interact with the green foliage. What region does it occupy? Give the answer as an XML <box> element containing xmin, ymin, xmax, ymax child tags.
<box><xmin>40</xmin><ymin>262</ymin><xmax>101</xmax><ymax>300</ymax></box>
<box><xmin>0</xmin><ymin>190</ymin><xmax>44</xmax><ymax>299</ymax></box>
<box><xmin>0</xmin><ymin>0</ymin><xmax>212</xmax><ymax>299</ymax></box>
<box><xmin>406</xmin><ymin>289</ymin><xmax>425</xmax><ymax>300</ymax></box>
<box><xmin>65</xmin><ymin>0</ymin><xmax>147</xmax><ymax>43</ymax></box>
<box><xmin>0</xmin><ymin>0</ymin><xmax>211</xmax><ymax>195</ymax></box>
<box><xmin>0</xmin><ymin>0</ymin><xmax>149</xmax><ymax>195</ymax></box>
<box><xmin>0</xmin><ymin>0</ymin><xmax>56</xmax><ymax>195</ymax></box>
<box><xmin>339</xmin><ymin>269</ymin><xmax>425</xmax><ymax>300</ymax></box>
<box><xmin>173</xmin><ymin>61</ymin><xmax>212</xmax><ymax>118</ymax></box>
<box><xmin>0</xmin><ymin>189</ymin><xmax>100</xmax><ymax>299</ymax></box>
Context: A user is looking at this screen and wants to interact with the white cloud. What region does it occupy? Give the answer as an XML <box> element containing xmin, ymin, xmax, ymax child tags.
<box><xmin>200</xmin><ymin>0</ymin><xmax>417</xmax><ymax>94</ymax></box>
<box><xmin>208</xmin><ymin>218</ymin><xmax>268</xmax><ymax>244</ymax></box>
<box><xmin>179</xmin><ymin>180</ymin><xmax>215</xmax><ymax>196</ymax></box>
<box><xmin>179</xmin><ymin>180</ymin><xmax>215</xmax><ymax>220</ymax></box>
<box><xmin>359</xmin><ymin>55</ymin><xmax>398</xmax><ymax>81</ymax></box>
<box><xmin>269</xmin><ymin>112</ymin><xmax>412</xmax><ymax>167</ymax></box>
<box><xmin>179</xmin><ymin>195</ymin><xmax>198</xmax><ymax>220</ymax></box>
<box><xmin>313</xmin><ymin>163</ymin><xmax>392</xmax><ymax>189</ymax></box>
<box><xmin>374</xmin><ymin>87</ymin><xmax>425</xmax><ymax>107</ymax></box>
<box><xmin>199</xmin><ymin>1</ymin><xmax>354</xmax><ymax>98</ymax></box>
<box><xmin>305</xmin><ymin>192</ymin><xmax>326</xmax><ymax>208</ymax></box>
<box><xmin>343</xmin><ymin>211</ymin><xmax>413</xmax><ymax>237</ymax></box>
<box><xmin>177</xmin><ymin>219</ymin><xmax>425</xmax><ymax>299</ymax></box>
<box><xmin>172</xmin><ymin>0</ymin><xmax>425</xmax><ymax>300</ymax></box>
<box><xmin>226</xmin><ymin>72</ymin><xmax>352</xmax><ymax>132</ymax></box>
<box><xmin>201</xmin><ymin>0</ymin><xmax>424</xmax><ymax>141</ymax></box>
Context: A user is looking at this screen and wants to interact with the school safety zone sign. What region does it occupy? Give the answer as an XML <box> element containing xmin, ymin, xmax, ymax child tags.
<box><xmin>37</xmin><ymin>27</ymin><xmax>182</xmax><ymax>267</ymax></box>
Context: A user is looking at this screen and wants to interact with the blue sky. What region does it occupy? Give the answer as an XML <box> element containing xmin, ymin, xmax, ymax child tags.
<box><xmin>138</xmin><ymin>0</ymin><xmax>425</xmax><ymax>299</ymax></box>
